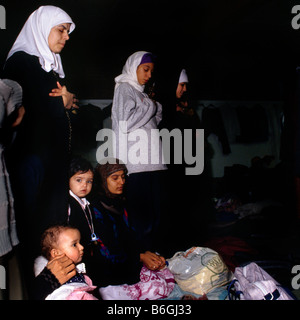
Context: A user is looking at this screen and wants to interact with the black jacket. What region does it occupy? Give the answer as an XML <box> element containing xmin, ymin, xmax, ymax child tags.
<box><xmin>68</xmin><ymin>194</ymin><xmax>142</xmax><ymax>287</ymax></box>
<box><xmin>3</xmin><ymin>51</ymin><xmax>70</xmax><ymax>159</ymax></box>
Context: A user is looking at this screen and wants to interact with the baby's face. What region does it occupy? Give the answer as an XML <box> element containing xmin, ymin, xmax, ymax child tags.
<box><xmin>69</xmin><ymin>170</ymin><xmax>93</xmax><ymax>198</ymax></box>
<box><xmin>56</xmin><ymin>229</ymin><xmax>84</xmax><ymax>264</ymax></box>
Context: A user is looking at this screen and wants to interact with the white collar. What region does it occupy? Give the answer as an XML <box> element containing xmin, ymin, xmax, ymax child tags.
<box><xmin>69</xmin><ymin>190</ymin><xmax>90</xmax><ymax>211</ymax></box>
<box><xmin>76</xmin><ymin>263</ymin><xmax>86</xmax><ymax>274</ymax></box>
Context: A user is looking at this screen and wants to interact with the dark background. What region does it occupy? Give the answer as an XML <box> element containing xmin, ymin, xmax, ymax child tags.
<box><xmin>2</xmin><ymin>2</ymin><xmax>300</xmax><ymax>294</ymax></box>
<box><xmin>1</xmin><ymin>0</ymin><xmax>300</xmax><ymax>101</ymax></box>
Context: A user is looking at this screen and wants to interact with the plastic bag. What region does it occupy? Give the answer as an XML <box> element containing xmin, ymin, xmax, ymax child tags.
<box><xmin>228</xmin><ymin>262</ymin><xmax>295</xmax><ymax>300</ymax></box>
<box><xmin>167</xmin><ymin>247</ymin><xmax>233</xmax><ymax>295</ymax></box>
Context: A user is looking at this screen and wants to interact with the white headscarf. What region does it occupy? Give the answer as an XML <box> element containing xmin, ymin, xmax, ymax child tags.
<box><xmin>6</xmin><ymin>5</ymin><xmax>75</xmax><ymax>78</ymax></box>
<box><xmin>179</xmin><ymin>69</ymin><xmax>189</xmax><ymax>84</ymax></box>
<box><xmin>114</xmin><ymin>51</ymin><xmax>149</xmax><ymax>93</ymax></box>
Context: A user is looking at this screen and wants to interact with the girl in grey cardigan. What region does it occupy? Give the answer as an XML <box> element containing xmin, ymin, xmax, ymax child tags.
<box><xmin>111</xmin><ymin>51</ymin><xmax>168</xmax><ymax>252</ymax></box>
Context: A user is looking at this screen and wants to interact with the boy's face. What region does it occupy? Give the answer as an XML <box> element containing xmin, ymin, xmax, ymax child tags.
<box><xmin>53</xmin><ymin>228</ymin><xmax>84</xmax><ymax>264</ymax></box>
<box><xmin>69</xmin><ymin>170</ymin><xmax>93</xmax><ymax>198</ymax></box>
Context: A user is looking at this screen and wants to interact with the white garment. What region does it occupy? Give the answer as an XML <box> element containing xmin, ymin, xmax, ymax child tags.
<box><xmin>7</xmin><ymin>5</ymin><xmax>75</xmax><ymax>78</ymax></box>
<box><xmin>99</xmin><ymin>265</ymin><xmax>175</xmax><ymax>300</ymax></box>
<box><xmin>114</xmin><ymin>51</ymin><xmax>149</xmax><ymax>93</ymax></box>
<box><xmin>179</xmin><ymin>69</ymin><xmax>189</xmax><ymax>83</ymax></box>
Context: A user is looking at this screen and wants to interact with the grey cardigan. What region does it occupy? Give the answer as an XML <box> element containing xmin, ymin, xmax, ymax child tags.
<box><xmin>111</xmin><ymin>82</ymin><xmax>167</xmax><ymax>174</ymax></box>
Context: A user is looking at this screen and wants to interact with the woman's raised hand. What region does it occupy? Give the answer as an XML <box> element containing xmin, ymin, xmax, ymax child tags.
<box><xmin>49</xmin><ymin>81</ymin><xmax>79</xmax><ymax>110</ymax></box>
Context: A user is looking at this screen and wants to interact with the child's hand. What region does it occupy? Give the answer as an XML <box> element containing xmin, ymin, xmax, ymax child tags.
<box><xmin>140</xmin><ymin>251</ymin><xmax>166</xmax><ymax>271</ymax></box>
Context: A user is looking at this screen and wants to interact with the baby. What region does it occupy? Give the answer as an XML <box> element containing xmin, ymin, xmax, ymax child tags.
<box><xmin>34</xmin><ymin>225</ymin><xmax>97</xmax><ymax>300</ymax></box>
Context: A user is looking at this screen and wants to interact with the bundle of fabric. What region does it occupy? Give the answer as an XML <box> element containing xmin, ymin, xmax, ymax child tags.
<box><xmin>99</xmin><ymin>265</ymin><xmax>175</xmax><ymax>300</ymax></box>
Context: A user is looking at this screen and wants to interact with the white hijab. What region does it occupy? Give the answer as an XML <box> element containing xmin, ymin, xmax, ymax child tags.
<box><xmin>179</xmin><ymin>69</ymin><xmax>189</xmax><ymax>83</ymax></box>
<box><xmin>6</xmin><ymin>5</ymin><xmax>75</xmax><ymax>78</ymax></box>
<box><xmin>114</xmin><ymin>51</ymin><xmax>149</xmax><ymax>93</ymax></box>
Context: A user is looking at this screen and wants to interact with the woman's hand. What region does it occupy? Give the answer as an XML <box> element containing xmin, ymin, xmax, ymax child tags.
<box><xmin>49</xmin><ymin>81</ymin><xmax>79</xmax><ymax>110</ymax></box>
<box><xmin>140</xmin><ymin>251</ymin><xmax>166</xmax><ymax>271</ymax></box>
<box><xmin>46</xmin><ymin>253</ymin><xmax>76</xmax><ymax>285</ymax></box>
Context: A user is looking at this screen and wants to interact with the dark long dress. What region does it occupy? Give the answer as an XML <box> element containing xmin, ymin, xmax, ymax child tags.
<box><xmin>3</xmin><ymin>51</ymin><xmax>71</xmax><ymax>236</ymax></box>
<box><xmin>3</xmin><ymin>51</ymin><xmax>71</xmax><ymax>295</ymax></box>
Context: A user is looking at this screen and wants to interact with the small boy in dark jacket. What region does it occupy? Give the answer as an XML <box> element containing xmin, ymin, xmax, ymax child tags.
<box><xmin>67</xmin><ymin>156</ymin><xmax>96</xmax><ymax>244</ymax></box>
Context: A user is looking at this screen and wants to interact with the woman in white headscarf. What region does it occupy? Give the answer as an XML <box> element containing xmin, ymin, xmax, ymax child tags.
<box><xmin>2</xmin><ymin>5</ymin><xmax>77</xmax><ymax>296</ymax></box>
<box><xmin>111</xmin><ymin>51</ymin><xmax>168</xmax><ymax>252</ymax></box>
<box><xmin>156</xmin><ymin>63</ymin><xmax>208</xmax><ymax>255</ymax></box>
